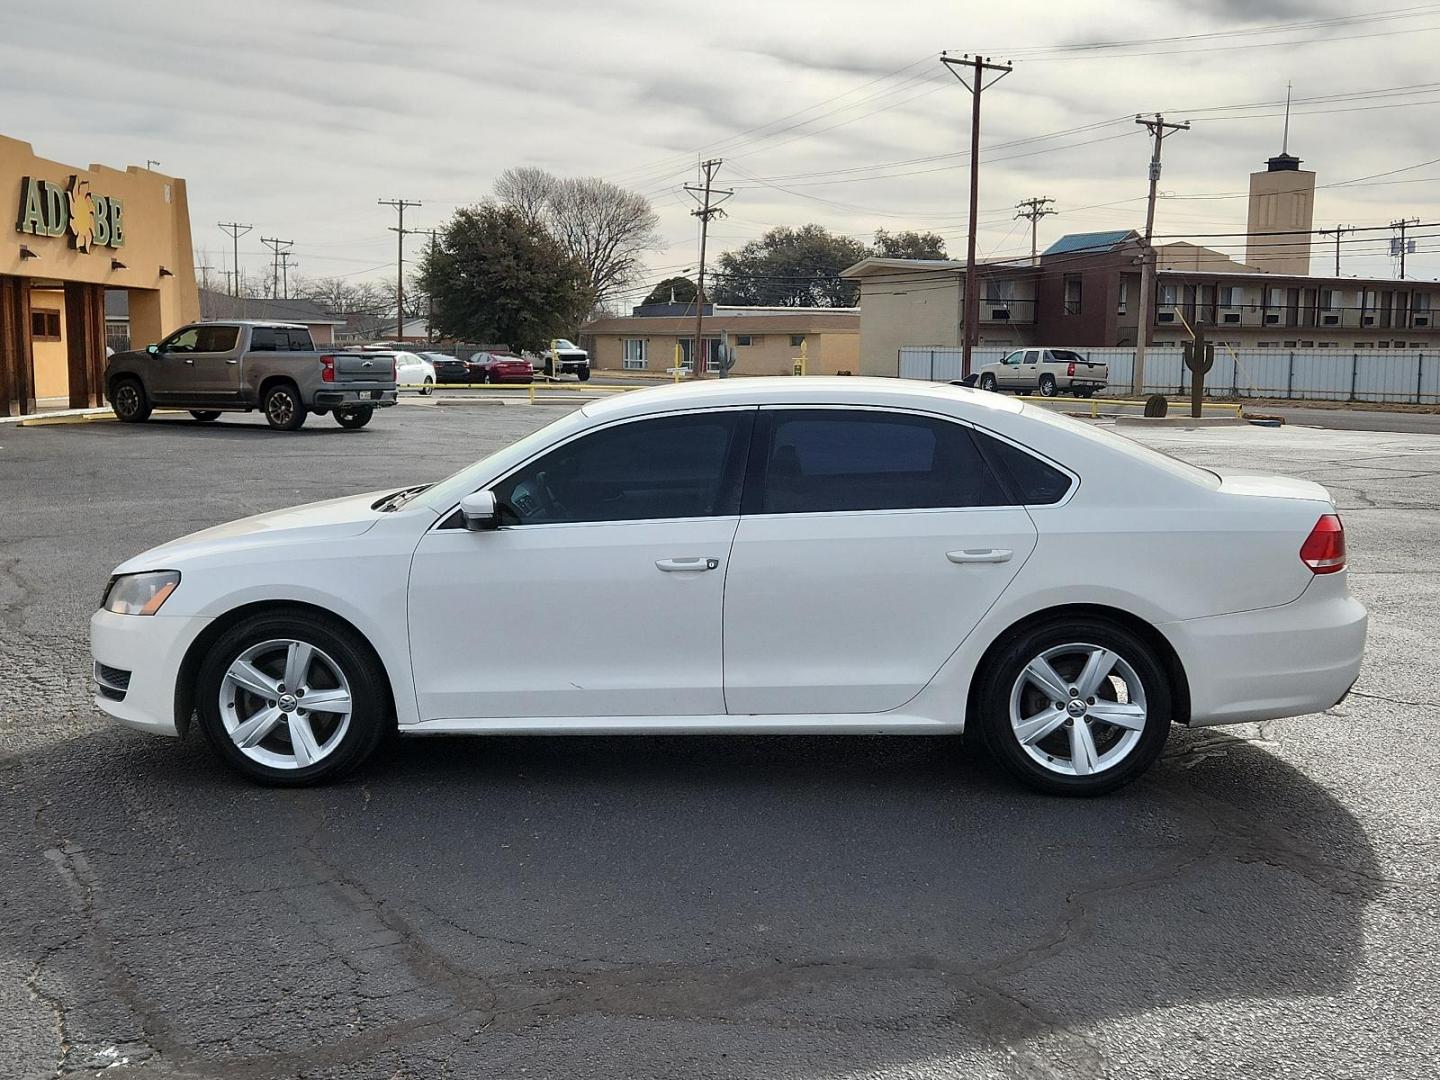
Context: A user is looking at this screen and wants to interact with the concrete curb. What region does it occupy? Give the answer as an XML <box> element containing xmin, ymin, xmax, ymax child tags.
<box><xmin>1114</xmin><ymin>415</ymin><xmax>1250</xmax><ymax>428</ymax></box>
<box><xmin>13</xmin><ymin>410</ymin><xmax>116</xmax><ymax>427</ymax></box>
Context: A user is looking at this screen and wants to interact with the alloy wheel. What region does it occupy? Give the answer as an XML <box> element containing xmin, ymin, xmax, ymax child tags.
<box><xmin>219</xmin><ymin>638</ymin><xmax>353</xmax><ymax>770</ymax></box>
<box><xmin>1007</xmin><ymin>642</ymin><xmax>1148</xmax><ymax>777</ymax></box>
<box><xmin>267</xmin><ymin>391</ymin><xmax>295</xmax><ymax>426</ymax></box>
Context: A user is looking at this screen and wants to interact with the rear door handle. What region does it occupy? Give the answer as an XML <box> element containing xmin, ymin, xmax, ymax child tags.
<box><xmin>656</xmin><ymin>557</ymin><xmax>720</xmax><ymax>572</ymax></box>
<box><xmin>947</xmin><ymin>548</ymin><xmax>1013</xmax><ymax>564</ymax></box>
<box><xmin>183</xmin><ymin>359</ymin><xmax>195</xmax><ymax>365</ymax></box>
<box><xmin>225</xmin><ymin>358</ymin><xmax>239</xmax><ymax>365</ymax></box>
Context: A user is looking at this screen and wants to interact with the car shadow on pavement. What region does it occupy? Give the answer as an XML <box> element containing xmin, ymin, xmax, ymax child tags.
<box><xmin>2</xmin><ymin>724</ymin><xmax>1379</xmax><ymax>1077</ymax></box>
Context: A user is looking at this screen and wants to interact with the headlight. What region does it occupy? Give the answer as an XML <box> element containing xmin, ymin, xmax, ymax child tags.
<box><xmin>102</xmin><ymin>571</ymin><xmax>180</xmax><ymax>616</ymax></box>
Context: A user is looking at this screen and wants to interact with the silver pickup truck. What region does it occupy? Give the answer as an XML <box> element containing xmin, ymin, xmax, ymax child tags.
<box><xmin>976</xmin><ymin>348</ymin><xmax>1108</xmax><ymax>398</ymax></box>
<box><xmin>104</xmin><ymin>321</ymin><xmax>398</xmax><ymax>430</ymax></box>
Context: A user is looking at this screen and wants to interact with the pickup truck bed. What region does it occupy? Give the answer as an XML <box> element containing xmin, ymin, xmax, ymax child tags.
<box><xmin>105</xmin><ymin>321</ymin><xmax>398</xmax><ymax>430</ymax></box>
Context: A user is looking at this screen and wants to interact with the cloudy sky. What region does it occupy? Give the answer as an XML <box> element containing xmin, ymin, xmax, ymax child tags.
<box><xmin>7</xmin><ymin>0</ymin><xmax>1440</xmax><ymax>302</ymax></box>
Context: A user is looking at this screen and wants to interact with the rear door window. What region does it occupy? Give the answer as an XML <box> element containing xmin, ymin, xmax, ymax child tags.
<box><xmin>284</xmin><ymin>328</ymin><xmax>314</xmax><ymax>351</ymax></box>
<box><xmin>748</xmin><ymin>409</ymin><xmax>1009</xmax><ymax>515</ymax></box>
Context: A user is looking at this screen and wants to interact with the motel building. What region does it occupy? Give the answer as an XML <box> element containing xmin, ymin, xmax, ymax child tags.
<box><xmin>1</xmin><ymin>135</ymin><xmax>198</xmax><ymax>416</ymax></box>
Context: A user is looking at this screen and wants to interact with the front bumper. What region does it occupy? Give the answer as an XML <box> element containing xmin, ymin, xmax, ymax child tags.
<box><xmin>314</xmin><ymin>389</ymin><xmax>398</xmax><ymax>408</ymax></box>
<box><xmin>1164</xmin><ymin>574</ymin><xmax>1367</xmax><ymax>727</ymax></box>
<box><xmin>90</xmin><ymin>609</ymin><xmax>214</xmax><ymax>737</ymax></box>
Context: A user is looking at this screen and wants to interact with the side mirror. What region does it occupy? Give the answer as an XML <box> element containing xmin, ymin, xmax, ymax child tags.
<box><xmin>459</xmin><ymin>490</ymin><xmax>500</xmax><ymax>532</ymax></box>
<box><xmin>146</xmin><ymin>344</ymin><xmax>160</xmax><ymax>356</ymax></box>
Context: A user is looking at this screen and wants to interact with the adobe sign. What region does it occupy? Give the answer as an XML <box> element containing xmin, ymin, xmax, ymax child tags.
<box><xmin>15</xmin><ymin>175</ymin><xmax>125</xmax><ymax>253</ymax></box>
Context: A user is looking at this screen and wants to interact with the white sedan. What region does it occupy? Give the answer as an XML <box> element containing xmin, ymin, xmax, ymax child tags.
<box><xmin>91</xmin><ymin>379</ymin><xmax>1366</xmax><ymax>795</ymax></box>
<box><xmin>394</xmin><ymin>350</ymin><xmax>435</xmax><ymax>395</ymax></box>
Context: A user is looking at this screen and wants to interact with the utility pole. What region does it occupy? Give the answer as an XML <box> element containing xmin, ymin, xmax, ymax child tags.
<box><xmin>379</xmin><ymin>198</ymin><xmax>421</xmax><ymax>341</ymax></box>
<box><xmin>217</xmin><ymin>222</ymin><xmax>252</xmax><ymax>298</ymax></box>
<box><xmin>941</xmin><ymin>52</ymin><xmax>1013</xmax><ymax>379</ymax></box>
<box><xmin>260</xmin><ymin>237</ymin><xmax>292</xmax><ymax>299</ymax></box>
<box><xmin>683</xmin><ymin>160</ymin><xmax>733</xmax><ymax>379</ymax></box>
<box><xmin>1015</xmin><ymin>196</ymin><xmax>1056</xmax><ymax>265</ymax></box>
<box><xmin>278</xmin><ymin>250</ymin><xmax>295</xmax><ymax>300</ymax></box>
<box><xmin>1319</xmin><ymin>225</ymin><xmax>1353</xmax><ymax>276</ymax></box>
<box><xmin>1131</xmin><ymin>114</ymin><xmax>1189</xmax><ymax>395</ymax></box>
<box><xmin>427</xmin><ymin>229</ymin><xmax>438</xmax><ymax>342</ymax></box>
<box><xmin>1391</xmin><ymin>218</ymin><xmax>1419</xmax><ymax>279</ymax></box>
<box><xmin>193</xmin><ymin>264</ymin><xmax>213</xmax><ymax>294</ymax></box>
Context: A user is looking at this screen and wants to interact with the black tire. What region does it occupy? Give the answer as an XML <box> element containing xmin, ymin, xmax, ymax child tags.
<box><xmin>420</xmin><ymin>377</ymin><xmax>434</xmax><ymax>396</ymax></box>
<box><xmin>1039</xmin><ymin>374</ymin><xmax>1058</xmax><ymax>397</ymax></box>
<box><xmin>111</xmin><ymin>378</ymin><xmax>152</xmax><ymax>423</ymax></box>
<box><xmin>195</xmin><ymin>609</ymin><xmax>390</xmax><ymax>786</ymax></box>
<box><xmin>334</xmin><ymin>406</ymin><xmax>373</xmax><ymax>430</ymax></box>
<box><xmin>978</xmin><ymin>373</ymin><xmax>998</xmax><ymax>392</ymax></box>
<box><xmin>189</xmin><ymin>410</ymin><xmax>222</xmax><ymax>422</ymax></box>
<box><xmin>974</xmin><ymin>617</ymin><xmax>1172</xmax><ymax>797</ymax></box>
<box><xmin>263</xmin><ymin>383</ymin><xmax>306</xmax><ymax>430</ymax></box>
<box><xmin>577</xmin><ymin>366</ymin><xmax>591</xmax><ymax>382</ymax></box>
<box><xmin>1017</xmin><ymin>389</ymin><xmax>1032</xmax><ymax>396</ymax></box>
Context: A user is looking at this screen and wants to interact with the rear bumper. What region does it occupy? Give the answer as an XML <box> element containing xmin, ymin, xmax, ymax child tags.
<box><xmin>314</xmin><ymin>389</ymin><xmax>398</xmax><ymax>407</ymax></box>
<box><xmin>90</xmin><ymin>609</ymin><xmax>214</xmax><ymax>737</ymax></box>
<box><xmin>1164</xmin><ymin>575</ymin><xmax>1367</xmax><ymax>727</ymax></box>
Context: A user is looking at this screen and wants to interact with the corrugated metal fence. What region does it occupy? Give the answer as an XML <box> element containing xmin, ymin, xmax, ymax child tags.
<box><xmin>898</xmin><ymin>346</ymin><xmax>1440</xmax><ymax>403</ymax></box>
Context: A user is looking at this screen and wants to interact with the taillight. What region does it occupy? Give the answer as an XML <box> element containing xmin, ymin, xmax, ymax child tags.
<box><xmin>1067</xmin><ymin>361</ymin><xmax>1076</xmax><ymax>377</ymax></box>
<box><xmin>392</xmin><ymin>358</ymin><xmax>398</xmax><ymax>382</ymax></box>
<box><xmin>1300</xmin><ymin>514</ymin><xmax>1346</xmax><ymax>574</ymax></box>
<box><xmin>320</xmin><ymin>355</ymin><xmax>335</xmax><ymax>383</ymax></box>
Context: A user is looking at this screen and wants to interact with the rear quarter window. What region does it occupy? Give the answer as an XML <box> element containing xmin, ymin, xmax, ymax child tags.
<box><xmin>971</xmin><ymin>430</ymin><xmax>1073</xmax><ymax>505</ymax></box>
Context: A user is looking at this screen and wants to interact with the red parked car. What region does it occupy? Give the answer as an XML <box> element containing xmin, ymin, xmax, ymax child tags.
<box><xmin>469</xmin><ymin>351</ymin><xmax>534</xmax><ymax>384</ymax></box>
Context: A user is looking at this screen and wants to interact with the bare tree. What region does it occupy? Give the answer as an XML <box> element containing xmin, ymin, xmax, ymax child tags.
<box><xmin>494</xmin><ymin>168</ymin><xmax>661</xmax><ymax>305</ymax></box>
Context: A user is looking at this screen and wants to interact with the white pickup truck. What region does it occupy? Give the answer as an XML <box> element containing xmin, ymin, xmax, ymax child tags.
<box><xmin>977</xmin><ymin>348</ymin><xmax>1108</xmax><ymax>398</ymax></box>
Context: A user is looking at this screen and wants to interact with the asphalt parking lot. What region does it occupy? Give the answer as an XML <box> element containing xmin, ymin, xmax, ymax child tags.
<box><xmin>1</xmin><ymin>402</ymin><xmax>1437</xmax><ymax>1079</ymax></box>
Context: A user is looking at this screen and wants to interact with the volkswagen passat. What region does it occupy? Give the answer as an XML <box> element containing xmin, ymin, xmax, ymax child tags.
<box><xmin>91</xmin><ymin>379</ymin><xmax>1366</xmax><ymax>795</ymax></box>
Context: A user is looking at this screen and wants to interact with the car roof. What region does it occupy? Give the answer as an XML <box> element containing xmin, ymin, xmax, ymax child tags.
<box><xmin>580</xmin><ymin>377</ymin><xmax>1025</xmax><ymax>421</ymax></box>
<box><xmin>195</xmin><ymin>319</ymin><xmax>308</xmax><ymax>329</ymax></box>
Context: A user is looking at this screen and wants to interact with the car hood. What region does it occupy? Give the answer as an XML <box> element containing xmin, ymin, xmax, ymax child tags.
<box><xmin>113</xmin><ymin>489</ymin><xmax>397</xmax><ymax>574</ymax></box>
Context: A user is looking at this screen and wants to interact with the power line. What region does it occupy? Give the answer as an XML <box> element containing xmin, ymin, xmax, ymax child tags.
<box><xmin>1015</xmin><ymin>197</ymin><xmax>1057</xmax><ymax>264</ymax></box>
<box><xmin>259</xmin><ymin>236</ymin><xmax>293</xmax><ymax>299</ymax></box>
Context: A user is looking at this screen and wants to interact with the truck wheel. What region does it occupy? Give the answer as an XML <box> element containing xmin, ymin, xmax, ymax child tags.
<box><xmin>978</xmin><ymin>373</ymin><xmax>997</xmax><ymax>392</ymax></box>
<box><xmin>189</xmin><ymin>410</ymin><xmax>222</xmax><ymax>422</ymax></box>
<box><xmin>334</xmin><ymin>406</ymin><xmax>373</xmax><ymax>430</ymax></box>
<box><xmin>111</xmin><ymin>378</ymin><xmax>152</xmax><ymax>423</ymax></box>
<box><xmin>1039</xmin><ymin>375</ymin><xmax>1058</xmax><ymax>397</ymax></box>
<box><xmin>263</xmin><ymin>383</ymin><xmax>307</xmax><ymax>431</ymax></box>
<box><xmin>577</xmin><ymin>366</ymin><xmax>591</xmax><ymax>382</ymax></box>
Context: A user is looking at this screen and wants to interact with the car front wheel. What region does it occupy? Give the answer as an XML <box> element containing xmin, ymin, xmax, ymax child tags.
<box><xmin>111</xmin><ymin>378</ymin><xmax>152</xmax><ymax>423</ymax></box>
<box><xmin>196</xmin><ymin>610</ymin><xmax>390</xmax><ymax>785</ymax></box>
<box><xmin>975</xmin><ymin>618</ymin><xmax>1172</xmax><ymax>796</ymax></box>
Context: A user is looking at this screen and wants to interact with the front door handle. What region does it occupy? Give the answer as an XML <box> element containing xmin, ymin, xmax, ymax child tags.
<box><xmin>656</xmin><ymin>557</ymin><xmax>720</xmax><ymax>572</ymax></box>
<box><xmin>184</xmin><ymin>359</ymin><xmax>195</xmax><ymax>365</ymax></box>
<box><xmin>947</xmin><ymin>548</ymin><xmax>1013</xmax><ymax>564</ymax></box>
<box><xmin>225</xmin><ymin>358</ymin><xmax>239</xmax><ymax>365</ymax></box>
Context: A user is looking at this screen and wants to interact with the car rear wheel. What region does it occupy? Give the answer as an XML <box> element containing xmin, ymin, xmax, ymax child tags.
<box><xmin>189</xmin><ymin>410</ymin><xmax>221</xmax><ymax>422</ymax></box>
<box><xmin>263</xmin><ymin>383</ymin><xmax>306</xmax><ymax>430</ymax></box>
<box><xmin>978</xmin><ymin>373</ymin><xmax>998</xmax><ymax>392</ymax></box>
<box><xmin>111</xmin><ymin>378</ymin><xmax>152</xmax><ymax>423</ymax></box>
<box><xmin>334</xmin><ymin>406</ymin><xmax>373</xmax><ymax>430</ymax></box>
<box><xmin>420</xmin><ymin>376</ymin><xmax>433</xmax><ymax>396</ymax></box>
<box><xmin>975</xmin><ymin>617</ymin><xmax>1172</xmax><ymax>796</ymax></box>
<box><xmin>196</xmin><ymin>610</ymin><xmax>389</xmax><ymax>785</ymax></box>
<box><xmin>1039</xmin><ymin>375</ymin><xmax>1058</xmax><ymax>397</ymax></box>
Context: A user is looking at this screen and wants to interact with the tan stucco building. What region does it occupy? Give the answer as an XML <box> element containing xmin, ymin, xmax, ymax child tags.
<box><xmin>582</xmin><ymin>306</ymin><xmax>859</xmax><ymax>376</ymax></box>
<box><xmin>2</xmin><ymin>135</ymin><xmax>198</xmax><ymax>414</ymax></box>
